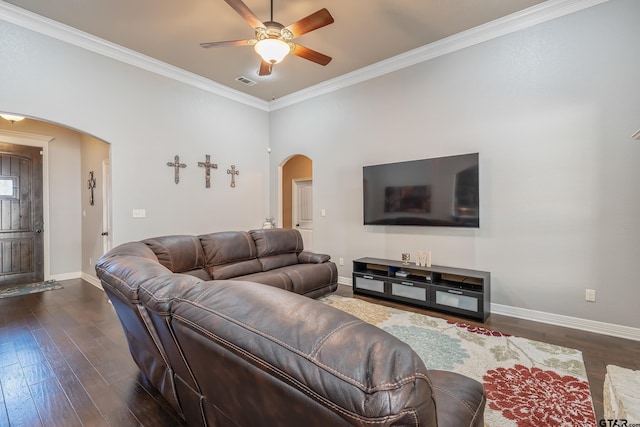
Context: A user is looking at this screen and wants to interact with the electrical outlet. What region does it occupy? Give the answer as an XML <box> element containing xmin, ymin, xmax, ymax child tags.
<box><xmin>132</xmin><ymin>209</ymin><xmax>146</xmax><ymax>218</ymax></box>
<box><xmin>339</xmin><ymin>257</ymin><xmax>344</xmax><ymax>266</ymax></box>
<box><xmin>585</xmin><ymin>289</ymin><xmax>596</xmax><ymax>302</ymax></box>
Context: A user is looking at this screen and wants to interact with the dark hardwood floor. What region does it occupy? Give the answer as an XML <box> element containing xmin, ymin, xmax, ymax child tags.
<box><xmin>0</xmin><ymin>279</ymin><xmax>184</xmax><ymax>427</ymax></box>
<box><xmin>0</xmin><ymin>279</ymin><xmax>638</xmax><ymax>426</ymax></box>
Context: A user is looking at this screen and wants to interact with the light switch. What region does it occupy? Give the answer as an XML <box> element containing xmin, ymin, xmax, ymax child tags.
<box><xmin>321</xmin><ymin>209</ymin><xmax>326</xmax><ymax>217</ymax></box>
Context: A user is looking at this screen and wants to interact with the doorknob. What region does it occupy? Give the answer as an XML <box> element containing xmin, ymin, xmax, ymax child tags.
<box><xmin>295</xmin><ymin>224</ymin><xmax>300</xmax><ymax>227</ymax></box>
<box><xmin>35</xmin><ymin>229</ymin><xmax>43</xmax><ymax>234</ymax></box>
<box><xmin>101</xmin><ymin>232</ymin><xmax>109</xmax><ymax>236</ymax></box>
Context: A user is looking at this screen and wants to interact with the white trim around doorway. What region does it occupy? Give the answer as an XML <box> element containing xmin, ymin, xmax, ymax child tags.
<box><xmin>0</xmin><ymin>129</ymin><xmax>54</xmax><ymax>280</ymax></box>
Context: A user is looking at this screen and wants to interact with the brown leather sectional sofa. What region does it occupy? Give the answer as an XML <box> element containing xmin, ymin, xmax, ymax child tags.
<box><xmin>96</xmin><ymin>228</ymin><xmax>486</xmax><ymax>426</ymax></box>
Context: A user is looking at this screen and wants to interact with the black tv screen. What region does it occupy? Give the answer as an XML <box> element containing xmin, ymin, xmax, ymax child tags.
<box><xmin>363</xmin><ymin>153</ymin><xmax>479</xmax><ymax>227</ymax></box>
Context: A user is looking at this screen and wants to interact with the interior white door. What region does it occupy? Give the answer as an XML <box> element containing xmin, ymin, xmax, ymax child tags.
<box><xmin>292</xmin><ymin>179</ymin><xmax>313</xmax><ymax>250</ymax></box>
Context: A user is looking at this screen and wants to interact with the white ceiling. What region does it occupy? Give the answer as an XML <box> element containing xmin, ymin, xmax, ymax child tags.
<box><xmin>3</xmin><ymin>0</ymin><xmax>547</xmax><ymax>102</ymax></box>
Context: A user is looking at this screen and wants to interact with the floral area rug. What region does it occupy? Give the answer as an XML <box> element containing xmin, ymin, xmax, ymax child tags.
<box><xmin>319</xmin><ymin>294</ymin><xmax>596</xmax><ymax>427</ymax></box>
<box><xmin>0</xmin><ymin>280</ymin><xmax>62</xmax><ymax>299</ymax></box>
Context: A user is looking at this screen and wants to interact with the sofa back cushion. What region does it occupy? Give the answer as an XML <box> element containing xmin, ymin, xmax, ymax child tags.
<box><xmin>170</xmin><ymin>281</ymin><xmax>438</xmax><ymax>426</ymax></box>
<box><xmin>250</xmin><ymin>228</ymin><xmax>303</xmax><ymax>271</ymax></box>
<box><xmin>199</xmin><ymin>231</ymin><xmax>262</xmax><ymax>279</ymax></box>
<box><xmin>143</xmin><ymin>235</ymin><xmax>208</xmax><ymax>278</ymax></box>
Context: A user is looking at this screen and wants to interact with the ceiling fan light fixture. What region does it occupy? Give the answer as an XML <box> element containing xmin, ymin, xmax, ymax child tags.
<box><xmin>254</xmin><ymin>38</ymin><xmax>290</xmax><ymax>64</ymax></box>
<box><xmin>0</xmin><ymin>114</ymin><xmax>25</xmax><ymax>123</ymax></box>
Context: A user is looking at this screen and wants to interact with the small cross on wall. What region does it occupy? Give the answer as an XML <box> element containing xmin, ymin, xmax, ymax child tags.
<box><xmin>167</xmin><ymin>155</ymin><xmax>187</xmax><ymax>184</ymax></box>
<box><xmin>87</xmin><ymin>171</ymin><xmax>96</xmax><ymax>206</ymax></box>
<box><xmin>198</xmin><ymin>154</ymin><xmax>218</xmax><ymax>188</ymax></box>
<box><xmin>227</xmin><ymin>165</ymin><xmax>239</xmax><ymax>188</ymax></box>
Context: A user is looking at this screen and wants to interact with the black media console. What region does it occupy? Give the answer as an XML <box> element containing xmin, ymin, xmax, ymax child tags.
<box><xmin>352</xmin><ymin>257</ymin><xmax>490</xmax><ymax>322</ymax></box>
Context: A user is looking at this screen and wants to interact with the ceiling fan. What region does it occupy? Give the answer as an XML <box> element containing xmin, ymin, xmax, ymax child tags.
<box><xmin>200</xmin><ymin>0</ymin><xmax>334</xmax><ymax>76</ymax></box>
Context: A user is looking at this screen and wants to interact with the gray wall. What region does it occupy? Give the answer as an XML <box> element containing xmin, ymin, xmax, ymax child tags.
<box><xmin>0</xmin><ymin>18</ymin><xmax>271</xmax><ymax>262</ymax></box>
<box><xmin>269</xmin><ymin>0</ymin><xmax>640</xmax><ymax>328</ymax></box>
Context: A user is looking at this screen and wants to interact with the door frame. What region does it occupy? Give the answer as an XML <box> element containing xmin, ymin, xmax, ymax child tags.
<box><xmin>0</xmin><ymin>129</ymin><xmax>54</xmax><ymax>280</ymax></box>
<box><xmin>292</xmin><ymin>178</ymin><xmax>313</xmax><ymax>250</ymax></box>
<box><xmin>291</xmin><ymin>178</ymin><xmax>313</xmax><ymax>228</ymax></box>
<box><xmin>102</xmin><ymin>158</ymin><xmax>112</xmax><ymax>253</ymax></box>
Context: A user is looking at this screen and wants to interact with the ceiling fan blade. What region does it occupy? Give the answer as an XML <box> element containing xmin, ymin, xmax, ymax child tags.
<box><xmin>290</xmin><ymin>45</ymin><xmax>332</xmax><ymax>66</ymax></box>
<box><xmin>200</xmin><ymin>40</ymin><xmax>254</xmax><ymax>48</ymax></box>
<box><xmin>258</xmin><ymin>60</ymin><xmax>273</xmax><ymax>76</ymax></box>
<box><xmin>285</xmin><ymin>8</ymin><xmax>334</xmax><ymax>38</ymax></box>
<box><xmin>224</xmin><ymin>0</ymin><xmax>264</xmax><ymax>29</ymax></box>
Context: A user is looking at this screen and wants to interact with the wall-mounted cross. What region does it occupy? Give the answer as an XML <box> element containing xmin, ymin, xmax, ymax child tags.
<box><xmin>227</xmin><ymin>165</ymin><xmax>239</xmax><ymax>188</ymax></box>
<box><xmin>167</xmin><ymin>155</ymin><xmax>187</xmax><ymax>184</ymax></box>
<box><xmin>198</xmin><ymin>154</ymin><xmax>218</xmax><ymax>188</ymax></box>
<box><xmin>87</xmin><ymin>171</ymin><xmax>96</xmax><ymax>206</ymax></box>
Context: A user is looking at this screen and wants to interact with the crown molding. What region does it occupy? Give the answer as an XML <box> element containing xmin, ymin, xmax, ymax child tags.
<box><xmin>1</xmin><ymin>0</ymin><xmax>607</xmax><ymax>112</ymax></box>
<box><xmin>269</xmin><ymin>0</ymin><xmax>609</xmax><ymax>111</ymax></box>
<box><xmin>0</xmin><ymin>1</ymin><xmax>270</xmax><ymax>112</ymax></box>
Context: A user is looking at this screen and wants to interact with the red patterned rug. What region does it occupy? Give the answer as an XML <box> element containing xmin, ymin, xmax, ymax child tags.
<box><xmin>320</xmin><ymin>295</ymin><xmax>596</xmax><ymax>427</ymax></box>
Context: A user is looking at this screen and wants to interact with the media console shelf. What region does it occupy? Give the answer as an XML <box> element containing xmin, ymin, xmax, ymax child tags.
<box><xmin>352</xmin><ymin>257</ymin><xmax>490</xmax><ymax>322</ymax></box>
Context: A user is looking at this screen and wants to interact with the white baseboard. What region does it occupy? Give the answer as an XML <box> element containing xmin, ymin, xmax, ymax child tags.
<box><xmin>337</xmin><ymin>276</ymin><xmax>640</xmax><ymax>342</ymax></box>
<box><xmin>48</xmin><ymin>271</ymin><xmax>103</xmax><ymax>290</ymax></box>
<box><xmin>49</xmin><ymin>271</ymin><xmax>81</xmax><ymax>281</ymax></box>
<box><xmin>80</xmin><ymin>272</ymin><xmax>103</xmax><ymax>290</ymax></box>
<box><xmin>491</xmin><ymin>303</ymin><xmax>640</xmax><ymax>342</ymax></box>
<box><xmin>338</xmin><ymin>276</ymin><xmax>353</xmax><ymax>286</ymax></box>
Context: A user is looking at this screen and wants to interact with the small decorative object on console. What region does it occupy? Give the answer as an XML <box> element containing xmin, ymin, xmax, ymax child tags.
<box><xmin>416</xmin><ymin>251</ymin><xmax>432</xmax><ymax>267</ymax></box>
<box><xmin>395</xmin><ymin>270</ymin><xmax>409</xmax><ymax>278</ymax></box>
<box><xmin>401</xmin><ymin>253</ymin><xmax>410</xmax><ymax>265</ymax></box>
<box><xmin>262</xmin><ymin>216</ymin><xmax>276</xmax><ymax>229</ymax></box>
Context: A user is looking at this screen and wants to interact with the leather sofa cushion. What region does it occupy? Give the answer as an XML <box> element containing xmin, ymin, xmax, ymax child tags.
<box><xmin>96</xmin><ymin>242</ymin><xmax>171</xmax><ymax>303</ymax></box>
<box><xmin>250</xmin><ymin>228</ymin><xmax>304</xmax><ymax>271</ymax></box>
<box><xmin>232</xmin><ymin>270</ymin><xmax>293</xmax><ymax>291</ymax></box>
<box><xmin>170</xmin><ymin>281</ymin><xmax>438</xmax><ymax>426</ymax></box>
<box><xmin>199</xmin><ymin>231</ymin><xmax>262</xmax><ymax>280</ymax></box>
<box><xmin>282</xmin><ymin>262</ymin><xmax>337</xmax><ymax>295</ymax></box>
<box><xmin>428</xmin><ymin>370</ymin><xmax>486</xmax><ymax>427</ymax></box>
<box><xmin>143</xmin><ymin>235</ymin><xmax>207</xmax><ymax>276</ymax></box>
<box><xmin>258</xmin><ymin>253</ymin><xmax>299</xmax><ymax>271</ymax></box>
<box><xmin>298</xmin><ymin>250</ymin><xmax>330</xmax><ymax>264</ymax></box>
<box><xmin>250</xmin><ymin>228</ymin><xmax>304</xmax><ymax>257</ymax></box>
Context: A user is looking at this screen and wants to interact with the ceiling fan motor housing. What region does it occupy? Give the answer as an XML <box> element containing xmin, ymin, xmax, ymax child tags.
<box><xmin>255</xmin><ymin>21</ymin><xmax>293</xmax><ymax>42</ymax></box>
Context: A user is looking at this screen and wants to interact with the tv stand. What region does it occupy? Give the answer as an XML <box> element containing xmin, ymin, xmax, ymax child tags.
<box><xmin>352</xmin><ymin>257</ymin><xmax>490</xmax><ymax>322</ymax></box>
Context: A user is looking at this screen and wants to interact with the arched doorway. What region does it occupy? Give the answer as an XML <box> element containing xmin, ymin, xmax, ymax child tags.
<box><xmin>0</xmin><ymin>115</ymin><xmax>111</xmax><ymax>285</ymax></box>
<box><xmin>280</xmin><ymin>155</ymin><xmax>313</xmax><ymax>249</ymax></box>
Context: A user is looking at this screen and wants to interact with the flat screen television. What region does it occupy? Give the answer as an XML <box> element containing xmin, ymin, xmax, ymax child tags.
<box><xmin>363</xmin><ymin>153</ymin><xmax>479</xmax><ymax>227</ymax></box>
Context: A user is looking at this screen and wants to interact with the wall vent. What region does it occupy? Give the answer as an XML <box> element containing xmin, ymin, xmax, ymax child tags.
<box><xmin>235</xmin><ymin>76</ymin><xmax>257</xmax><ymax>86</ymax></box>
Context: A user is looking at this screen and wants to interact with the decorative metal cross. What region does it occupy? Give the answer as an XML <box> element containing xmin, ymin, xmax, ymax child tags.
<box><xmin>87</xmin><ymin>171</ymin><xmax>96</xmax><ymax>206</ymax></box>
<box><xmin>167</xmin><ymin>155</ymin><xmax>187</xmax><ymax>184</ymax></box>
<box><xmin>198</xmin><ymin>154</ymin><xmax>218</xmax><ymax>188</ymax></box>
<box><xmin>227</xmin><ymin>165</ymin><xmax>239</xmax><ymax>188</ymax></box>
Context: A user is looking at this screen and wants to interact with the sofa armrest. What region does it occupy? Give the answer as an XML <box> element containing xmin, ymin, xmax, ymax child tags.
<box><xmin>298</xmin><ymin>251</ymin><xmax>330</xmax><ymax>264</ymax></box>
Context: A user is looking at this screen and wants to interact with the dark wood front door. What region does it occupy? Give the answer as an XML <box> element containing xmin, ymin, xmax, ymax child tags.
<box><xmin>0</xmin><ymin>143</ymin><xmax>44</xmax><ymax>287</ymax></box>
